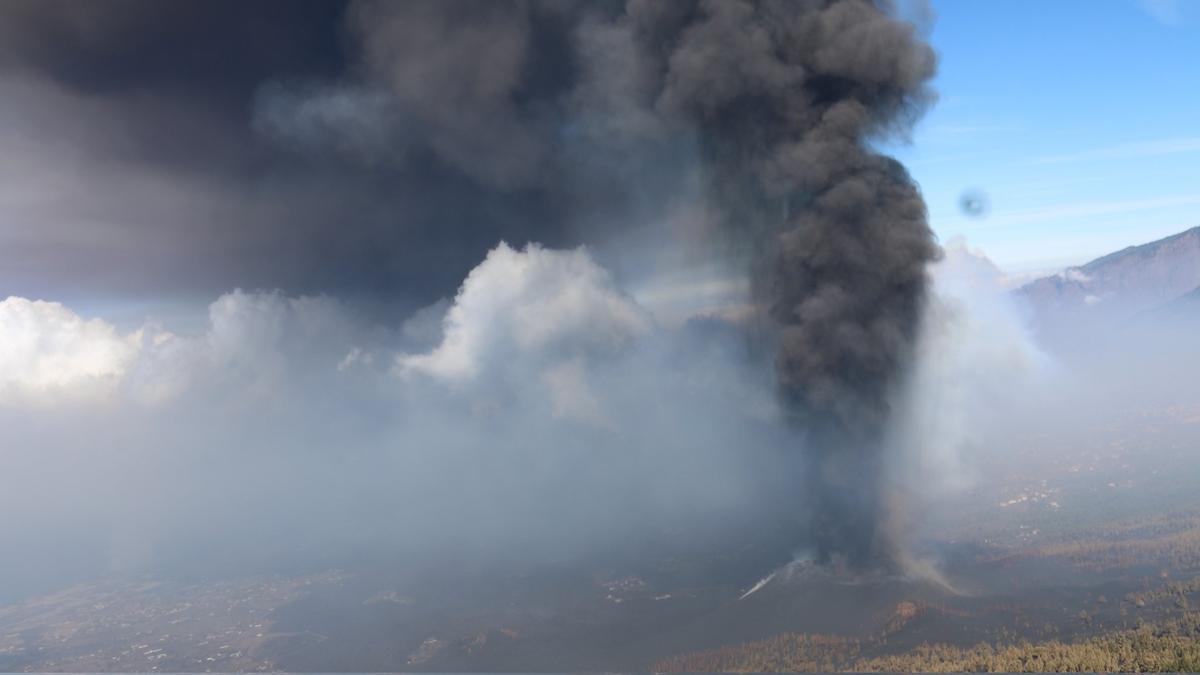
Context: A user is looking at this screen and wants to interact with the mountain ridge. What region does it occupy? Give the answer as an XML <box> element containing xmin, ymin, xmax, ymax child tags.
<box><xmin>1020</xmin><ymin>225</ymin><xmax>1200</xmax><ymax>318</ymax></box>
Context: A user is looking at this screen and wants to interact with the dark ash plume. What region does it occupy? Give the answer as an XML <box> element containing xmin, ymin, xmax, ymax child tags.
<box><xmin>615</xmin><ymin>0</ymin><xmax>940</xmax><ymax>568</ymax></box>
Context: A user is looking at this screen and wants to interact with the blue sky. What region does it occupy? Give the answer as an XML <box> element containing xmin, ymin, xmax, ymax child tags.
<box><xmin>884</xmin><ymin>0</ymin><xmax>1200</xmax><ymax>273</ymax></box>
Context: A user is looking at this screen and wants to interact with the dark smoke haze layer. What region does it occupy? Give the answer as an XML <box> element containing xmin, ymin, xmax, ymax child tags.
<box><xmin>0</xmin><ymin>0</ymin><xmax>938</xmax><ymax>571</ymax></box>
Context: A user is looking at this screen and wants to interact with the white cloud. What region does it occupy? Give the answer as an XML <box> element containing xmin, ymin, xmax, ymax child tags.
<box><xmin>0</xmin><ymin>289</ymin><xmax>376</xmax><ymax>408</ymax></box>
<box><xmin>1061</xmin><ymin>269</ymin><xmax>1092</xmax><ymax>284</ymax></box>
<box><xmin>398</xmin><ymin>242</ymin><xmax>652</xmax><ymax>380</ymax></box>
<box><xmin>206</xmin><ymin>290</ymin><xmax>354</xmax><ymax>372</ymax></box>
<box><xmin>0</xmin><ymin>296</ymin><xmax>141</xmax><ymax>403</ymax></box>
<box><xmin>2</xmin><ymin>246</ymin><xmax>653</xmax><ymax>415</ymax></box>
<box><xmin>150</xmin><ymin>288</ymin><xmax>379</xmax><ymax>407</ymax></box>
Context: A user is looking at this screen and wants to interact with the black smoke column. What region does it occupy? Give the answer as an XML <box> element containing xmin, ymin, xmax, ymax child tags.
<box><xmin>636</xmin><ymin>0</ymin><xmax>940</xmax><ymax>569</ymax></box>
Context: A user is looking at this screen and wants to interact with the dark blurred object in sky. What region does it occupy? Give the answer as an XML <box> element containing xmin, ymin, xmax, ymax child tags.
<box><xmin>959</xmin><ymin>189</ymin><xmax>990</xmax><ymax>218</ymax></box>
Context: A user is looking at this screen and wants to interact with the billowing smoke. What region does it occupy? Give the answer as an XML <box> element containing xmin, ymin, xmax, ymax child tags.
<box><xmin>265</xmin><ymin>0</ymin><xmax>940</xmax><ymax>569</ymax></box>
<box><xmin>0</xmin><ymin>0</ymin><xmax>940</xmax><ymax>585</ymax></box>
<box><xmin>631</xmin><ymin>0</ymin><xmax>941</xmax><ymax>569</ymax></box>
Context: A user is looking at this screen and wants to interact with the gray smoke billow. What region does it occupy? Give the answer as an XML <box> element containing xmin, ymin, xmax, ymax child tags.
<box><xmin>638</xmin><ymin>1</ymin><xmax>940</xmax><ymax>569</ymax></box>
<box><xmin>268</xmin><ymin>0</ymin><xmax>940</xmax><ymax>569</ymax></box>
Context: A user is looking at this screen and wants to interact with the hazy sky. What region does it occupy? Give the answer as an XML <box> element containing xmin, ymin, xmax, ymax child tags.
<box><xmin>886</xmin><ymin>0</ymin><xmax>1200</xmax><ymax>272</ymax></box>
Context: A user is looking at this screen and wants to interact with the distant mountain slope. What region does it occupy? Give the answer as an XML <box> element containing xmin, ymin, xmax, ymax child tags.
<box><xmin>1173</xmin><ymin>285</ymin><xmax>1200</xmax><ymax>306</ymax></box>
<box><xmin>1153</xmin><ymin>284</ymin><xmax>1200</xmax><ymax>323</ymax></box>
<box><xmin>1020</xmin><ymin>225</ymin><xmax>1200</xmax><ymax>318</ymax></box>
